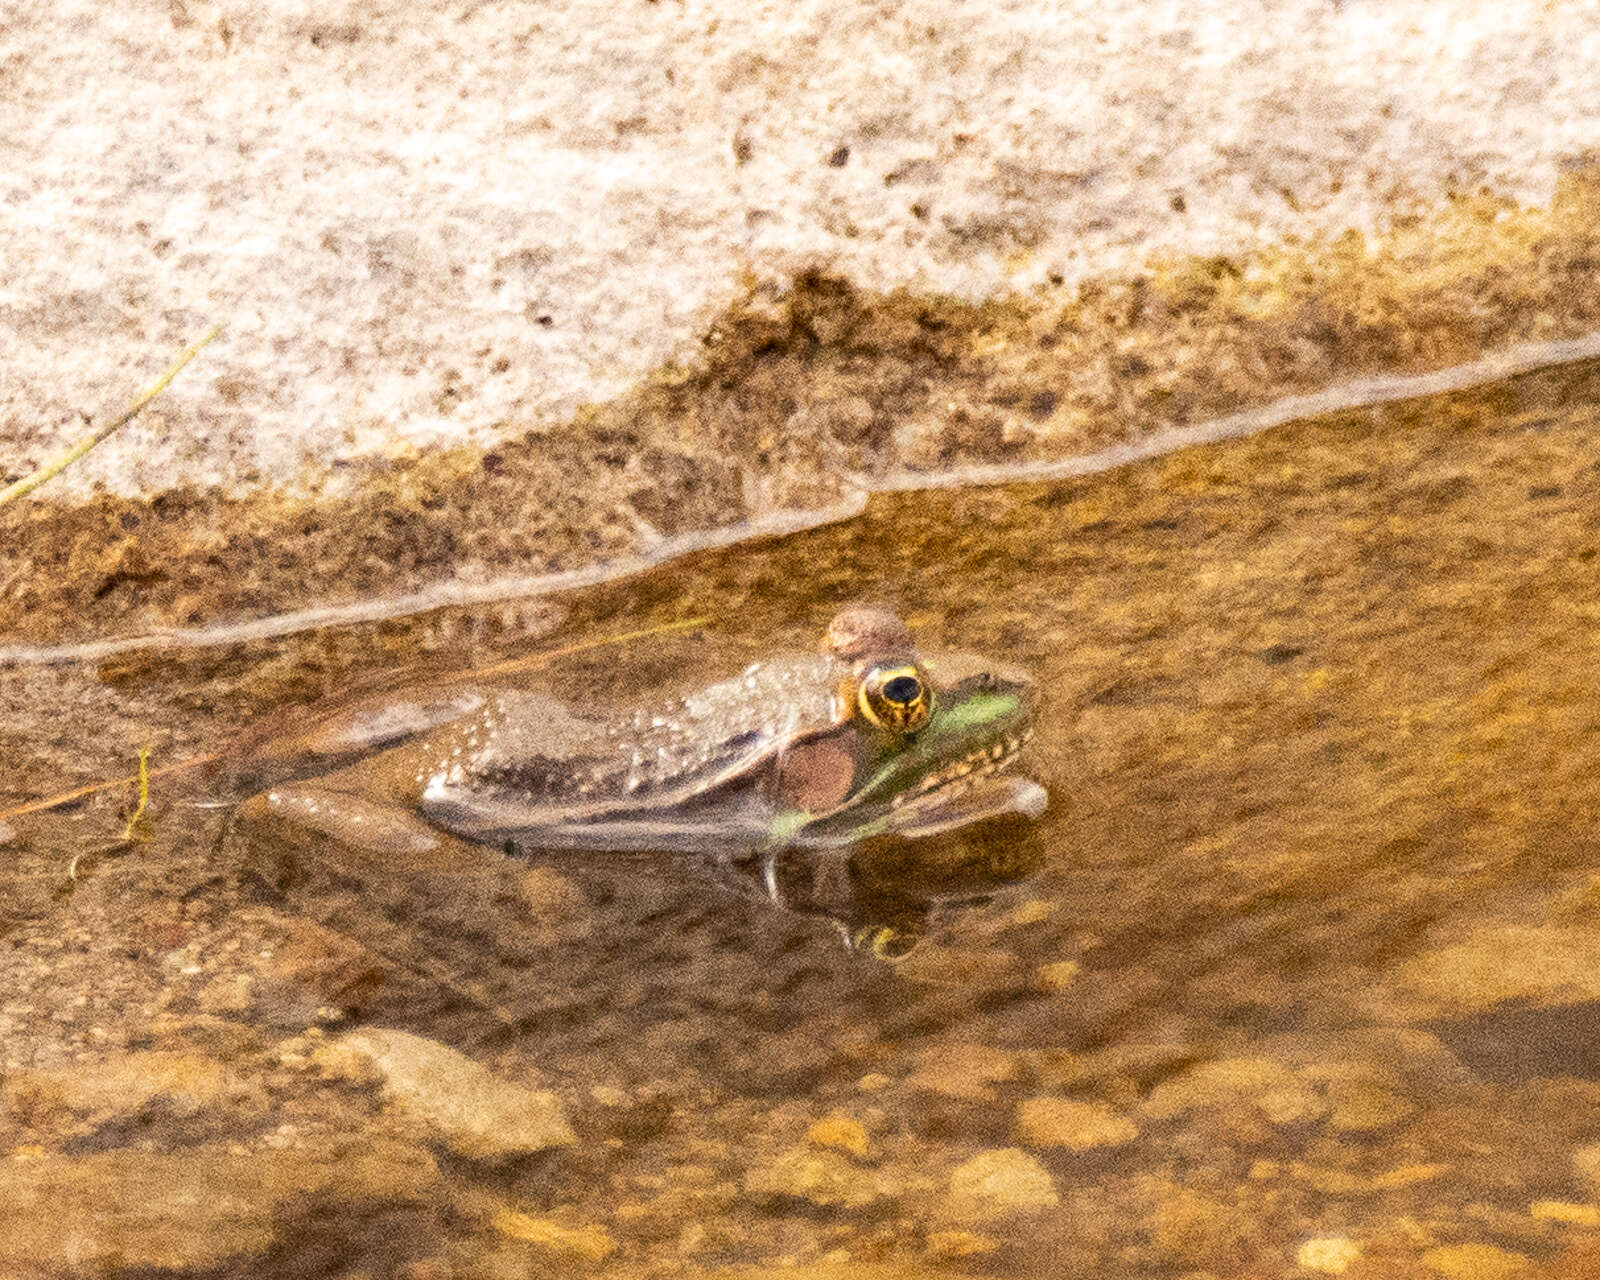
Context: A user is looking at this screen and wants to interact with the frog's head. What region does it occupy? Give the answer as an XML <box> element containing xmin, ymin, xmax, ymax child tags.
<box><xmin>771</xmin><ymin>625</ymin><xmax>1043</xmax><ymax>849</ymax></box>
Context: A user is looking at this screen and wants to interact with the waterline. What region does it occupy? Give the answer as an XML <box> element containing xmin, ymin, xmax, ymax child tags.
<box><xmin>7</xmin><ymin>329</ymin><xmax>1600</xmax><ymax>665</ymax></box>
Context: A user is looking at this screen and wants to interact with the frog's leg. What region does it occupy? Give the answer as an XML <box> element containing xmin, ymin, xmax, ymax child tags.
<box><xmin>237</xmin><ymin>782</ymin><xmax>450</xmax><ymax>857</ymax></box>
<box><xmin>216</xmin><ymin>686</ymin><xmax>487</xmax><ymax>798</ymax></box>
<box><xmin>229</xmin><ymin>774</ymin><xmax>514</xmax><ymax>937</ymax></box>
<box><xmin>755</xmin><ymin>845</ymin><xmax>932</xmax><ymax>959</ymax></box>
<box><xmin>227</xmin><ymin>779</ymin><xmax>536</xmax><ymax>1033</ymax></box>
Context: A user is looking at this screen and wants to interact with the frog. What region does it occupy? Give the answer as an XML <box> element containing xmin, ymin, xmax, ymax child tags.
<box><xmin>224</xmin><ymin>605</ymin><xmax>1044</xmax><ymax>877</ymax></box>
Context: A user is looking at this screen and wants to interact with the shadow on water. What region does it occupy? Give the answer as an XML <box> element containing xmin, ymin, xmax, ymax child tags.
<box><xmin>1431</xmin><ymin>1001</ymin><xmax>1600</xmax><ymax>1084</ymax></box>
<box><xmin>11</xmin><ymin>357</ymin><xmax>1600</xmax><ymax>1274</ymax></box>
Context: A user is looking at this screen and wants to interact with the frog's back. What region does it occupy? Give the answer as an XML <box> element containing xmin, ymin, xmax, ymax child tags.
<box><xmin>414</xmin><ymin>655</ymin><xmax>838</xmax><ymax>840</ymax></box>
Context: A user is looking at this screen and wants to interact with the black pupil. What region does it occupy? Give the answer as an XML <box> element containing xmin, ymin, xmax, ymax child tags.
<box><xmin>882</xmin><ymin>675</ymin><xmax>921</xmax><ymax>705</ymax></box>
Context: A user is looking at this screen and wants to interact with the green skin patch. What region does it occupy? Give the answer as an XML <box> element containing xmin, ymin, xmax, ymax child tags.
<box><xmin>768</xmin><ymin>688</ymin><xmax>1028</xmax><ymax>849</ymax></box>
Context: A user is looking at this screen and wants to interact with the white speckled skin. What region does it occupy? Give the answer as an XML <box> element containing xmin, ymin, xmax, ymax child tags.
<box><xmin>417</xmin><ymin>657</ymin><xmax>838</xmax><ymax>825</ymax></box>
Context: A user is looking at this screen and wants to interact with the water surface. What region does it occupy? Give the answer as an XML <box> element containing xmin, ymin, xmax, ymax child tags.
<box><xmin>7</xmin><ymin>359</ymin><xmax>1600</xmax><ymax>1277</ymax></box>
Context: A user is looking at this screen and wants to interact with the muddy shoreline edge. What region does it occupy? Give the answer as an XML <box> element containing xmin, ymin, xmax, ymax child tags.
<box><xmin>5</xmin><ymin>171</ymin><xmax>1600</xmax><ymax>648</ymax></box>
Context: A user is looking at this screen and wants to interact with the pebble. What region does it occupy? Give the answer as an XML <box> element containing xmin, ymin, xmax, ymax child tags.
<box><xmin>946</xmin><ymin>1148</ymin><xmax>1059</xmax><ymax>1216</ymax></box>
<box><xmin>677</xmin><ymin>1222</ymin><xmax>707</xmax><ymax>1255</ymax></box>
<box><xmin>0</xmin><ymin>819</ymin><xmax>15</xmax><ymax>848</ymax></box>
<box><xmin>1016</xmin><ymin>1096</ymin><xmax>1138</xmax><ymax>1151</ymax></box>
<box><xmin>1152</xmin><ymin>1185</ymin><xmax>1257</xmax><ymax>1268</ymax></box>
<box><xmin>1321</xmin><ymin>1076</ymin><xmax>1415</xmax><ymax>1132</ymax></box>
<box><xmin>317</xmin><ymin>1028</ymin><xmax>575</xmax><ymax>1161</ymax></box>
<box><xmin>743</xmin><ymin>1147</ymin><xmax>886</xmax><ymax>1209</ymax></box>
<box><xmin>195</xmin><ymin>971</ymin><xmax>257</xmax><ymax>1017</ymax></box>
<box><xmin>908</xmin><ymin>1043</ymin><xmax>1022</xmax><ymax>1101</ymax></box>
<box><xmin>491</xmin><ymin>1209</ymin><xmax>616</xmax><ymax>1263</ymax></box>
<box><xmin>1010</xmin><ymin>899</ymin><xmax>1054</xmax><ymax>926</ymax></box>
<box><xmin>1420</xmin><ymin>1243</ymin><xmax>1535</xmax><ymax>1279</ymax></box>
<box><xmin>806</xmin><ymin>1115</ymin><xmax>871</xmax><ymax>1160</ymax></box>
<box><xmin>1143</xmin><ymin>1056</ymin><xmax>1325</xmax><ymax>1126</ymax></box>
<box><xmin>1531</xmin><ymin>1200</ymin><xmax>1600</xmax><ymax>1226</ymax></box>
<box><xmin>1573</xmin><ymin>1142</ymin><xmax>1600</xmax><ymax>1189</ymax></box>
<box><xmin>518</xmin><ymin>865</ymin><xmax>589</xmax><ymax>919</ymax></box>
<box><xmin>1286</xmin><ymin>1160</ymin><xmax>1448</xmax><ymax>1194</ymax></box>
<box><xmin>926</xmin><ymin>1230</ymin><xmax>1000</xmax><ymax>1259</ymax></box>
<box><xmin>1297</xmin><ymin>1236</ymin><xmax>1362</xmax><ymax>1275</ymax></box>
<box><xmin>1035</xmin><ymin>960</ymin><xmax>1082</xmax><ymax>992</ymax></box>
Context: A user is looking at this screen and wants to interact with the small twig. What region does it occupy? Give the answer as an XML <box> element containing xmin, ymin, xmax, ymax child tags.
<box><xmin>468</xmin><ymin>615</ymin><xmax>710</xmax><ymax>679</ymax></box>
<box><xmin>0</xmin><ymin>324</ymin><xmax>223</xmax><ymax>509</ymax></box>
<box><xmin>0</xmin><ymin>752</ymin><xmax>220</xmax><ymax>823</ymax></box>
<box><xmin>120</xmin><ymin>745</ymin><xmax>153</xmax><ymax>842</ymax></box>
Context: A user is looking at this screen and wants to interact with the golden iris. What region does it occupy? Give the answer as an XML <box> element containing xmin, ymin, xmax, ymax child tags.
<box><xmin>857</xmin><ymin>664</ymin><xmax>932</xmax><ymax>733</ymax></box>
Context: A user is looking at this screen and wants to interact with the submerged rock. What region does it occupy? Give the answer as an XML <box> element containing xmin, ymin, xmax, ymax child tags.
<box><xmin>517</xmin><ymin>865</ymin><xmax>590</xmax><ymax>921</ymax></box>
<box><xmin>146</xmin><ymin>1014</ymin><xmax>265</xmax><ymax>1060</ymax></box>
<box><xmin>317</xmin><ymin>1028</ymin><xmax>575</xmax><ymax>1161</ymax></box>
<box><xmin>907</xmin><ymin>1043</ymin><xmax>1022</xmax><ymax>1101</ymax></box>
<box><xmin>1320</xmin><ymin>1075</ymin><xmax>1415</xmax><ymax>1132</ymax></box>
<box><xmin>1151</xmin><ymin>1183</ymin><xmax>1260</xmax><ymax>1270</ymax></box>
<box><xmin>1015</xmin><ymin>1096</ymin><xmax>1138</xmax><ymax>1151</ymax></box>
<box><xmin>491</xmin><ymin>1208</ymin><xmax>617</xmax><ymax>1263</ymax></box>
<box><xmin>1420</xmin><ymin>1243</ymin><xmax>1535</xmax><ymax>1279</ymax></box>
<box><xmin>925</xmin><ymin>1229</ymin><xmax>1000</xmax><ymax>1259</ymax></box>
<box><xmin>1530</xmin><ymin>1200</ymin><xmax>1600</xmax><ymax>1226</ymax></box>
<box><xmin>807</xmin><ymin>1115</ymin><xmax>873</xmax><ymax>1160</ymax></box>
<box><xmin>1297</xmin><ymin>1236</ymin><xmax>1362</xmax><ymax>1275</ymax></box>
<box><xmin>744</xmin><ymin>1147</ymin><xmax>888</xmax><ymax>1210</ymax></box>
<box><xmin>2</xmin><ymin>1050</ymin><xmax>232</xmax><ymax>1140</ymax></box>
<box><xmin>1574</xmin><ymin>1142</ymin><xmax>1600</xmax><ymax>1190</ymax></box>
<box><xmin>0</xmin><ymin>1139</ymin><xmax>441</xmax><ymax>1274</ymax></box>
<box><xmin>1284</xmin><ymin>1160</ymin><xmax>1448</xmax><ymax>1195</ymax></box>
<box><xmin>1390</xmin><ymin>925</ymin><xmax>1600</xmax><ymax>1017</ymax></box>
<box><xmin>1034</xmin><ymin>960</ymin><xmax>1081</xmax><ymax>992</ymax></box>
<box><xmin>945</xmin><ymin>1148</ymin><xmax>1059</xmax><ymax>1216</ymax></box>
<box><xmin>1142</xmin><ymin>1056</ymin><xmax>1324</xmax><ymax>1126</ymax></box>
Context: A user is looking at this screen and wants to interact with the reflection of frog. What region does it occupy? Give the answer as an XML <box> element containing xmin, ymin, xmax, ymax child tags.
<box><xmin>227</xmin><ymin>606</ymin><xmax>1043</xmax><ymax>935</ymax></box>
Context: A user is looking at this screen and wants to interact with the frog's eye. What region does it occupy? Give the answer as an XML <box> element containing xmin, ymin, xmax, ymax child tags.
<box><xmin>857</xmin><ymin>664</ymin><xmax>932</xmax><ymax>733</ymax></box>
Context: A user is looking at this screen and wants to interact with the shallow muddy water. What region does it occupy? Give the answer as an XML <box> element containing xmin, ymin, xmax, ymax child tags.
<box><xmin>6</xmin><ymin>360</ymin><xmax>1600</xmax><ymax>1277</ymax></box>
